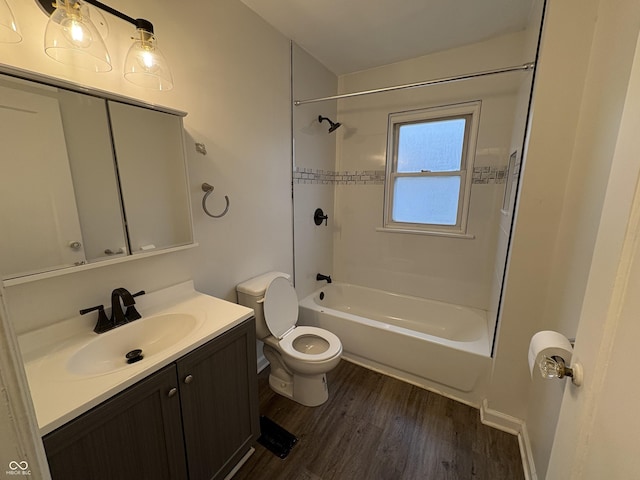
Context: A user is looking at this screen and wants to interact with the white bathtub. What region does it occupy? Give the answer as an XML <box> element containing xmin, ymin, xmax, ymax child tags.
<box><xmin>298</xmin><ymin>283</ymin><xmax>492</xmax><ymax>395</ymax></box>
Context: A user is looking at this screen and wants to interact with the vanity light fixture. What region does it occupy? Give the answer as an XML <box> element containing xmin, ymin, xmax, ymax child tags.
<box><xmin>0</xmin><ymin>0</ymin><xmax>21</xmax><ymax>43</ymax></box>
<box><xmin>36</xmin><ymin>0</ymin><xmax>173</xmax><ymax>90</ymax></box>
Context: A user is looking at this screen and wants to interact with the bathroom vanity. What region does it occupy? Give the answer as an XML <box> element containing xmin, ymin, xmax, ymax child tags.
<box><xmin>18</xmin><ymin>281</ymin><xmax>259</xmax><ymax>480</ymax></box>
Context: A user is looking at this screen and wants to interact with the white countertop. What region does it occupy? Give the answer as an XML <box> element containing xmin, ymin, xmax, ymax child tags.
<box><xmin>18</xmin><ymin>281</ymin><xmax>254</xmax><ymax>436</ymax></box>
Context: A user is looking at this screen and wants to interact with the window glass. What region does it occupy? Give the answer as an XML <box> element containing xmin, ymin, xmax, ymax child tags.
<box><xmin>392</xmin><ymin>176</ymin><xmax>460</xmax><ymax>225</ymax></box>
<box><xmin>397</xmin><ymin>118</ymin><xmax>466</xmax><ymax>173</ymax></box>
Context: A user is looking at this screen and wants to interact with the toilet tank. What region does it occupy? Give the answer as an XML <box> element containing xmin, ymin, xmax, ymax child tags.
<box><xmin>236</xmin><ymin>272</ymin><xmax>291</xmax><ymax>340</ymax></box>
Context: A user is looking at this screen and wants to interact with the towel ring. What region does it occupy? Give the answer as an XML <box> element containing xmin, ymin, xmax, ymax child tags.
<box><xmin>201</xmin><ymin>183</ymin><xmax>230</xmax><ymax>218</ymax></box>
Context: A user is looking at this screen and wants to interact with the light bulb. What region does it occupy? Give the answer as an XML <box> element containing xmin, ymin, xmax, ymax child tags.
<box><xmin>62</xmin><ymin>16</ymin><xmax>92</xmax><ymax>48</ymax></box>
<box><xmin>139</xmin><ymin>49</ymin><xmax>158</xmax><ymax>71</ymax></box>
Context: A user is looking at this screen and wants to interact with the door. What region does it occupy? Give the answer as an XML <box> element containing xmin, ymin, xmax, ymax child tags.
<box><xmin>546</xmin><ymin>28</ymin><xmax>640</xmax><ymax>479</ymax></box>
<box><xmin>0</xmin><ymin>78</ymin><xmax>86</xmax><ymax>278</ymax></box>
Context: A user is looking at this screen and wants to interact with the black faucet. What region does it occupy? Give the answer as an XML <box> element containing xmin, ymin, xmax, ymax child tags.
<box><xmin>111</xmin><ymin>288</ymin><xmax>146</xmax><ymax>325</ymax></box>
<box><xmin>111</xmin><ymin>288</ymin><xmax>136</xmax><ymax>326</ymax></box>
<box><xmin>80</xmin><ymin>288</ymin><xmax>145</xmax><ymax>334</ymax></box>
<box><xmin>316</xmin><ymin>273</ymin><xmax>332</xmax><ymax>284</ymax></box>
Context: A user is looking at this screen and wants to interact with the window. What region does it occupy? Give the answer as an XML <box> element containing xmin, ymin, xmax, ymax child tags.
<box><xmin>383</xmin><ymin>101</ymin><xmax>480</xmax><ymax>236</ymax></box>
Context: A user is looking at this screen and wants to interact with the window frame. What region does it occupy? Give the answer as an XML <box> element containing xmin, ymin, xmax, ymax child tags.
<box><xmin>382</xmin><ymin>101</ymin><xmax>481</xmax><ymax>237</ymax></box>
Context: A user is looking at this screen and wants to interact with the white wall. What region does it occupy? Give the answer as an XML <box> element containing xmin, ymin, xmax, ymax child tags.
<box><xmin>548</xmin><ymin>22</ymin><xmax>640</xmax><ymax>477</ymax></box>
<box><xmin>488</xmin><ymin>0</ymin><xmax>597</xmax><ymax>421</ymax></box>
<box><xmin>0</xmin><ymin>0</ymin><xmax>293</xmax><ymax>334</ymax></box>
<box><xmin>331</xmin><ymin>32</ymin><xmax>529</xmax><ymax>313</ymax></box>
<box><xmin>292</xmin><ymin>44</ymin><xmax>338</xmax><ymax>298</ymax></box>
<box><xmin>489</xmin><ymin>0</ymin><xmax>640</xmax><ymax>477</ymax></box>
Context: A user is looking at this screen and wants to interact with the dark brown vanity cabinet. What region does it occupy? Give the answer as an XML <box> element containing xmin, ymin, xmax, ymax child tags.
<box><xmin>43</xmin><ymin>318</ymin><xmax>259</xmax><ymax>480</ymax></box>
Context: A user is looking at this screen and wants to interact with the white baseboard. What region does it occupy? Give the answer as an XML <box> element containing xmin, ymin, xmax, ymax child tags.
<box><xmin>480</xmin><ymin>399</ymin><xmax>536</xmax><ymax>480</ymax></box>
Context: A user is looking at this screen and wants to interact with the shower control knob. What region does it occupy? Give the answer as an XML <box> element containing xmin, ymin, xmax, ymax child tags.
<box><xmin>314</xmin><ymin>208</ymin><xmax>328</xmax><ymax>226</ymax></box>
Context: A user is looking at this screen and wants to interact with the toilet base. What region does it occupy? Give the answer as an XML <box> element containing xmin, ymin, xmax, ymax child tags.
<box><xmin>263</xmin><ymin>343</ymin><xmax>332</xmax><ymax>407</ymax></box>
<box><xmin>293</xmin><ymin>373</ymin><xmax>328</xmax><ymax>406</ymax></box>
<box><xmin>268</xmin><ymin>372</ymin><xmax>293</xmax><ymax>400</ymax></box>
<box><xmin>268</xmin><ymin>372</ymin><xmax>329</xmax><ymax>407</ymax></box>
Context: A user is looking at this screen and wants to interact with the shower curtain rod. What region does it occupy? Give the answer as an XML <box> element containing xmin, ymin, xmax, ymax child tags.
<box><xmin>293</xmin><ymin>62</ymin><xmax>535</xmax><ymax>106</ymax></box>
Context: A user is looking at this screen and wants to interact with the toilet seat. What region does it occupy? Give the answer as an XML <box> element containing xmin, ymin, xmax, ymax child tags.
<box><xmin>262</xmin><ymin>276</ymin><xmax>341</xmax><ymax>363</ymax></box>
<box><xmin>279</xmin><ymin>326</ymin><xmax>342</xmax><ymax>362</ymax></box>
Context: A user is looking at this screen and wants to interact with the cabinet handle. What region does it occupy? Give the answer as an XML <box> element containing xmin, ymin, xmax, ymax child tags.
<box><xmin>168</xmin><ymin>387</ymin><xmax>178</xmax><ymax>397</ymax></box>
<box><xmin>184</xmin><ymin>374</ymin><xmax>193</xmax><ymax>384</ymax></box>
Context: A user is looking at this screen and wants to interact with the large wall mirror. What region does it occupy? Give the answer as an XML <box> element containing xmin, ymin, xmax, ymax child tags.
<box><xmin>0</xmin><ymin>71</ymin><xmax>193</xmax><ymax>283</ymax></box>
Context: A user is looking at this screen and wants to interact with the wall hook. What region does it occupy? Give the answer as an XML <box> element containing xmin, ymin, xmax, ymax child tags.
<box><xmin>201</xmin><ymin>183</ymin><xmax>230</xmax><ymax>218</ymax></box>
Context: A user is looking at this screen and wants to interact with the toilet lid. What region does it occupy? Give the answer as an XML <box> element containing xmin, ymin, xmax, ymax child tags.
<box><xmin>263</xmin><ymin>276</ymin><xmax>298</xmax><ymax>339</ymax></box>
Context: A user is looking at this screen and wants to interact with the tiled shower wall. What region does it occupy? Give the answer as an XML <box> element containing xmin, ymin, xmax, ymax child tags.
<box><xmin>330</xmin><ymin>31</ymin><xmax>530</xmax><ymax>312</ymax></box>
<box><xmin>292</xmin><ymin>44</ymin><xmax>338</xmax><ymax>297</ymax></box>
<box><xmin>293</xmin><ymin>166</ymin><xmax>508</xmax><ymax>185</ymax></box>
<box><xmin>292</xmin><ymin>31</ymin><xmax>532</xmax><ymax>313</ymax></box>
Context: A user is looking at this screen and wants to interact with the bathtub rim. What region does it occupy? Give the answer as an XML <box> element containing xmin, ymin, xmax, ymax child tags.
<box><xmin>299</xmin><ymin>282</ymin><xmax>492</xmax><ymax>358</ymax></box>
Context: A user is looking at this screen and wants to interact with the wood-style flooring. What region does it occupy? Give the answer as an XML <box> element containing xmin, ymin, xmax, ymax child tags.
<box><xmin>235</xmin><ymin>360</ymin><xmax>524</xmax><ymax>480</ymax></box>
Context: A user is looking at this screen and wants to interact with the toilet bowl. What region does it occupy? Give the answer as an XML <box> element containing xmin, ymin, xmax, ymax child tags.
<box><xmin>237</xmin><ymin>272</ymin><xmax>342</xmax><ymax>406</ymax></box>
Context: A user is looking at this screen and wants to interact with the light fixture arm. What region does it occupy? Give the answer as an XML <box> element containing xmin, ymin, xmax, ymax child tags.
<box><xmin>82</xmin><ymin>0</ymin><xmax>153</xmax><ymax>33</ymax></box>
<box><xmin>36</xmin><ymin>0</ymin><xmax>154</xmax><ymax>33</ymax></box>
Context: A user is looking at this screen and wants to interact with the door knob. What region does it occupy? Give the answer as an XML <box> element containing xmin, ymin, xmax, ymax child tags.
<box><xmin>184</xmin><ymin>374</ymin><xmax>193</xmax><ymax>384</ymax></box>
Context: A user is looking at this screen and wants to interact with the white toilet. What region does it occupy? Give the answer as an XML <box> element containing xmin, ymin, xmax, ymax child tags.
<box><xmin>237</xmin><ymin>272</ymin><xmax>342</xmax><ymax>407</ymax></box>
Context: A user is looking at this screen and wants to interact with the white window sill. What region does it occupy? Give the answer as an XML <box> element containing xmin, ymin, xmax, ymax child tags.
<box><xmin>375</xmin><ymin>227</ymin><xmax>475</xmax><ymax>239</ymax></box>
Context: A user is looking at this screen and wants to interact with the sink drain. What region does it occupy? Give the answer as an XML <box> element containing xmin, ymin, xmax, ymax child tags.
<box><xmin>126</xmin><ymin>349</ymin><xmax>144</xmax><ymax>364</ymax></box>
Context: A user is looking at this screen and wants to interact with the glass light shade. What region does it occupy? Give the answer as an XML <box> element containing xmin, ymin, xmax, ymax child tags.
<box><xmin>0</xmin><ymin>0</ymin><xmax>21</xmax><ymax>43</ymax></box>
<box><xmin>83</xmin><ymin>3</ymin><xmax>108</xmax><ymax>40</ymax></box>
<box><xmin>44</xmin><ymin>0</ymin><xmax>111</xmax><ymax>72</ymax></box>
<box><xmin>124</xmin><ymin>29</ymin><xmax>173</xmax><ymax>91</ymax></box>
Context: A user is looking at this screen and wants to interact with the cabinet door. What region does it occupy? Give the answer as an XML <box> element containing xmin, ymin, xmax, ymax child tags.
<box><xmin>43</xmin><ymin>365</ymin><xmax>187</xmax><ymax>480</ymax></box>
<box><xmin>177</xmin><ymin>318</ymin><xmax>259</xmax><ymax>480</ymax></box>
<box><xmin>108</xmin><ymin>100</ymin><xmax>193</xmax><ymax>254</ymax></box>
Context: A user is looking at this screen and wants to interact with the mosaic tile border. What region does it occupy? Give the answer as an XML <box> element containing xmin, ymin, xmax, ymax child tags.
<box><xmin>472</xmin><ymin>166</ymin><xmax>508</xmax><ymax>184</ymax></box>
<box><xmin>293</xmin><ymin>166</ymin><xmax>507</xmax><ymax>185</ymax></box>
<box><xmin>293</xmin><ymin>168</ymin><xmax>385</xmax><ymax>185</ymax></box>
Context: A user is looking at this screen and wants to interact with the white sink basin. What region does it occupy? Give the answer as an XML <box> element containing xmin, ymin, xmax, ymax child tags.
<box><xmin>67</xmin><ymin>313</ymin><xmax>198</xmax><ymax>376</ymax></box>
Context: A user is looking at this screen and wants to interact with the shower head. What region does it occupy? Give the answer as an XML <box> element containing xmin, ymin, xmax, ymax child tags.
<box><xmin>318</xmin><ymin>115</ymin><xmax>342</xmax><ymax>133</ymax></box>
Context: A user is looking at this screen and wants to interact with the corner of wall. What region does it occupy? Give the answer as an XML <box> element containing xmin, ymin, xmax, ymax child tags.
<box><xmin>480</xmin><ymin>398</ymin><xmax>536</xmax><ymax>480</ymax></box>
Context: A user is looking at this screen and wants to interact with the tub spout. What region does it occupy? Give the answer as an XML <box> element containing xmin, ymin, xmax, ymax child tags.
<box><xmin>316</xmin><ymin>273</ymin><xmax>332</xmax><ymax>284</ymax></box>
